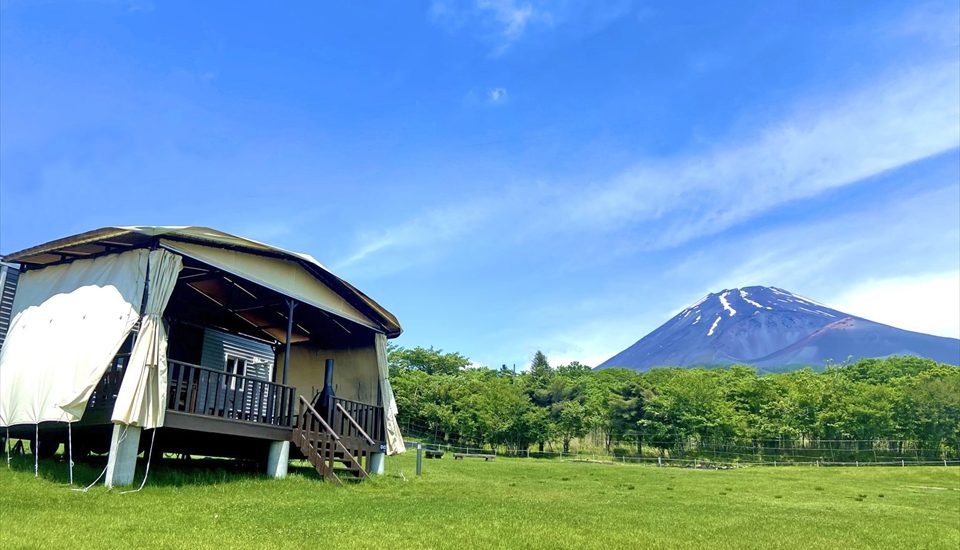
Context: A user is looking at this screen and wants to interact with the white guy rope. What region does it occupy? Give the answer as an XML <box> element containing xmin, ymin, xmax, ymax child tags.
<box><xmin>67</xmin><ymin>421</ymin><xmax>73</xmax><ymax>486</ymax></box>
<box><xmin>74</xmin><ymin>425</ymin><xmax>128</xmax><ymax>493</ymax></box>
<box><xmin>121</xmin><ymin>428</ymin><xmax>156</xmax><ymax>494</ymax></box>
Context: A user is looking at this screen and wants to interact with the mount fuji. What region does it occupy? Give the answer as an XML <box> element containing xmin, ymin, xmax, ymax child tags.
<box><xmin>596</xmin><ymin>286</ymin><xmax>960</xmax><ymax>372</ymax></box>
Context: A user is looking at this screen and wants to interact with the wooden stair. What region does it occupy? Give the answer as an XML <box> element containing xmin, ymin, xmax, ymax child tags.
<box><xmin>292</xmin><ymin>396</ymin><xmax>377</xmax><ymax>485</ymax></box>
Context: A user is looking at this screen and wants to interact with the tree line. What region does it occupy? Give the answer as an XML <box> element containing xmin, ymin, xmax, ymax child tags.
<box><xmin>388</xmin><ymin>346</ymin><xmax>960</xmax><ymax>461</ymax></box>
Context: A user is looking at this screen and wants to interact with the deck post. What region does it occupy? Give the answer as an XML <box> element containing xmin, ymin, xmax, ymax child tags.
<box><xmin>266</xmin><ymin>440</ymin><xmax>290</xmax><ymax>478</ymax></box>
<box><xmin>105</xmin><ymin>424</ymin><xmax>141</xmax><ymax>488</ymax></box>
<box><xmin>370</xmin><ymin>450</ymin><xmax>385</xmax><ymax>475</ymax></box>
<box><xmin>282</xmin><ymin>299</ymin><xmax>297</xmax><ymax>385</ymax></box>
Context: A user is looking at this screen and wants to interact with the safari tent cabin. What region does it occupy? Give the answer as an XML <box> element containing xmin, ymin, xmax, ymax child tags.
<box><xmin>0</xmin><ymin>226</ymin><xmax>404</xmax><ymax>486</ymax></box>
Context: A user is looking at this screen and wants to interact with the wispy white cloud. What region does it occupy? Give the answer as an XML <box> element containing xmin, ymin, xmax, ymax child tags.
<box><xmin>478</xmin><ymin>0</ymin><xmax>538</xmax><ymax>40</ymax></box>
<box><xmin>889</xmin><ymin>1</ymin><xmax>960</xmax><ymax>48</ymax></box>
<box><xmin>334</xmin><ymin>199</ymin><xmax>497</xmax><ymax>273</ymax></box>
<box><xmin>429</xmin><ymin>0</ymin><xmax>552</xmax><ymax>54</ymax></box>
<box><xmin>487</xmin><ymin>87</ymin><xmax>508</xmax><ymax>103</ymax></box>
<box><xmin>340</xmin><ymin>58</ymin><xmax>960</xmax><ymax>273</ymax></box>
<box><xmin>534</xmin><ymin>313</ymin><xmax>652</xmax><ymax>369</ymax></box>
<box><xmin>679</xmin><ymin>183</ymin><xmax>960</xmax><ymax>297</ymax></box>
<box><xmin>566</xmin><ymin>60</ymin><xmax>960</xmax><ymax>247</ymax></box>
<box><xmin>830</xmin><ymin>271</ymin><xmax>960</xmax><ymax>339</ymax></box>
<box><xmin>428</xmin><ymin>0</ymin><xmax>634</xmax><ymax>54</ymax></box>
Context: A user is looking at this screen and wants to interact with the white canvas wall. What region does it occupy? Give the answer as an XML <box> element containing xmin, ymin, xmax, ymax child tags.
<box><xmin>0</xmin><ymin>250</ymin><xmax>148</xmax><ymax>426</ymax></box>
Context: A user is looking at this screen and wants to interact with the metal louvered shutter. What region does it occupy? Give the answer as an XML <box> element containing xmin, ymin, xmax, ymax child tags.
<box><xmin>0</xmin><ymin>263</ymin><xmax>20</xmax><ymax>351</ymax></box>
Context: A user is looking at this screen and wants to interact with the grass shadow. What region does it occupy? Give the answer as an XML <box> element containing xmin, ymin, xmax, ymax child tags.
<box><xmin>5</xmin><ymin>452</ymin><xmax>301</xmax><ymax>488</ymax></box>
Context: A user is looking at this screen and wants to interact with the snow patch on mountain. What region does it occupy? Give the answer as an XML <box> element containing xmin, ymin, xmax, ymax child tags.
<box><xmin>719</xmin><ymin>291</ymin><xmax>737</xmax><ymax>317</ymax></box>
<box><xmin>791</xmin><ymin>293</ymin><xmax>827</xmax><ymax>307</ymax></box>
<box><xmin>799</xmin><ymin>306</ymin><xmax>835</xmax><ymax>317</ymax></box>
<box><xmin>707</xmin><ymin>315</ymin><xmax>721</xmax><ymax>336</ymax></box>
<box><xmin>739</xmin><ymin>289</ymin><xmax>767</xmax><ymax>309</ymax></box>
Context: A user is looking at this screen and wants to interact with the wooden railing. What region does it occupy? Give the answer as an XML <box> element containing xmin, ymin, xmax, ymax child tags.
<box><xmin>329</xmin><ymin>396</ymin><xmax>385</xmax><ymax>449</ymax></box>
<box><xmin>336</xmin><ymin>403</ymin><xmax>375</xmax><ymax>446</ymax></box>
<box><xmin>88</xmin><ymin>353</ymin><xmax>130</xmax><ymax>410</ymax></box>
<box><xmin>167</xmin><ymin>360</ymin><xmax>296</xmax><ymax>427</ymax></box>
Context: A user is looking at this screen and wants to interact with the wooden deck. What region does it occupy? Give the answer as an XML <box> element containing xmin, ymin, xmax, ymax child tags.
<box><xmin>10</xmin><ymin>358</ymin><xmax>386</xmax><ymax>474</ymax></box>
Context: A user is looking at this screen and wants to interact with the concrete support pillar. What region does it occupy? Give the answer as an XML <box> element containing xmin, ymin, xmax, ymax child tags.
<box><xmin>267</xmin><ymin>441</ymin><xmax>290</xmax><ymax>479</ymax></box>
<box><xmin>370</xmin><ymin>451</ymin><xmax>385</xmax><ymax>475</ymax></box>
<box><xmin>105</xmin><ymin>424</ymin><xmax>141</xmax><ymax>488</ymax></box>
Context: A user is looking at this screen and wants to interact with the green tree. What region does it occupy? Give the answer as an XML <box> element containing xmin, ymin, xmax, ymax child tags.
<box><xmin>388</xmin><ymin>345</ymin><xmax>470</xmax><ymax>375</ymax></box>
<box><xmin>607</xmin><ymin>378</ymin><xmax>646</xmax><ymax>453</ymax></box>
<box><xmin>388</xmin><ymin>348</ymin><xmax>959</xmax><ymax>462</ymax></box>
<box><xmin>528</xmin><ymin>351</ymin><xmax>553</xmax><ymax>387</ymax></box>
<box><xmin>555</xmin><ymin>400</ymin><xmax>588</xmax><ymax>453</ymax></box>
<box><xmin>896</xmin><ymin>365</ymin><xmax>960</xmax><ymax>455</ymax></box>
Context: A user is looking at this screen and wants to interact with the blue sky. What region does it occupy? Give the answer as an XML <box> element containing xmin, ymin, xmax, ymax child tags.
<box><xmin>1</xmin><ymin>1</ymin><xmax>958</xmax><ymax>368</ymax></box>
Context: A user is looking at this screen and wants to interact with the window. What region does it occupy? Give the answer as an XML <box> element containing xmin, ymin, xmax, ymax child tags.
<box><xmin>225</xmin><ymin>355</ymin><xmax>247</xmax><ymax>391</ymax></box>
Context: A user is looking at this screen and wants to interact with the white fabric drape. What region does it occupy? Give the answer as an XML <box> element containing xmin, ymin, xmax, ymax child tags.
<box><xmin>0</xmin><ymin>250</ymin><xmax>149</xmax><ymax>426</ymax></box>
<box><xmin>112</xmin><ymin>249</ymin><xmax>183</xmax><ymax>429</ymax></box>
<box><xmin>375</xmin><ymin>333</ymin><xmax>404</xmax><ymax>455</ymax></box>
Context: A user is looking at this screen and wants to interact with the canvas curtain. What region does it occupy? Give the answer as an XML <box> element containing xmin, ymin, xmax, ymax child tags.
<box><xmin>112</xmin><ymin>249</ymin><xmax>182</xmax><ymax>429</ymax></box>
<box><xmin>375</xmin><ymin>333</ymin><xmax>405</xmax><ymax>455</ymax></box>
<box><xmin>0</xmin><ymin>250</ymin><xmax>149</xmax><ymax>426</ymax></box>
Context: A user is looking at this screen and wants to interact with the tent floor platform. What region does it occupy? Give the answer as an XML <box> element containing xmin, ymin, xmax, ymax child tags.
<box><xmin>163</xmin><ymin>411</ymin><xmax>292</xmax><ymax>441</ymax></box>
<box><xmin>3</xmin><ymin>418</ymin><xmax>290</xmax><ymax>460</ymax></box>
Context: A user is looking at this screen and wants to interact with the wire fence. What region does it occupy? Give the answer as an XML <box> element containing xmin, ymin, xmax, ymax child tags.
<box><xmin>400</xmin><ymin>422</ymin><xmax>960</xmax><ymax>468</ymax></box>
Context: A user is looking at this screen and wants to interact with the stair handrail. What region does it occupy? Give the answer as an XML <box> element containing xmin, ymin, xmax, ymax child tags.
<box><xmin>295</xmin><ymin>395</ymin><xmax>369</xmax><ymax>482</ymax></box>
<box><xmin>335</xmin><ymin>402</ymin><xmax>376</xmax><ymax>446</ymax></box>
<box><xmin>299</xmin><ymin>396</ymin><xmax>340</xmax><ymax>441</ymax></box>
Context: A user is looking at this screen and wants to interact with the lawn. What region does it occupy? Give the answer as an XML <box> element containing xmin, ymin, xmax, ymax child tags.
<box><xmin>1</xmin><ymin>451</ymin><xmax>957</xmax><ymax>549</ymax></box>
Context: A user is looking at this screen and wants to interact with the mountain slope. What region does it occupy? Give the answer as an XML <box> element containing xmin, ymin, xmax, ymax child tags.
<box><xmin>596</xmin><ymin>286</ymin><xmax>960</xmax><ymax>371</ymax></box>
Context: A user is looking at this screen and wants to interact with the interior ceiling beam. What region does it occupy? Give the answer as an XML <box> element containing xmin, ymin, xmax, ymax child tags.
<box><xmin>178</xmin><ymin>270</ymin><xmax>224</xmax><ymax>282</ymax></box>
<box><xmin>55</xmin><ymin>250</ymin><xmax>94</xmax><ymax>258</ymax></box>
<box><xmin>172</xmin><ymin>255</ymin><xmax>369</xmax><ymax>345</ymax></box>
<box><xmin>184</xmin><ymin>281</ymin><xmax>309</xmax><ymax>342</ymax></box>
<box><xmin>232</xmin><ymin>301</ymin><xmax>283</xmax><ymax>313</ymax></box>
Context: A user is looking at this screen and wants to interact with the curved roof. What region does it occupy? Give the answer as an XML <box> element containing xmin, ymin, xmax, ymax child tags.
<box><xmin>1</xmin><ymin>226</ymin><xmax>402</xmax><ymax>337</ymax></box>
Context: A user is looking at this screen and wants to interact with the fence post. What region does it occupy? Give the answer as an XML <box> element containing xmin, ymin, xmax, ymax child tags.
<box><xmin>901</xmin><ymin>459</ymin><xmax>904</xmax><ymax>467</ymax></box>
<box><xmin>658</xmin><ymin>456</ymin><xmax>662</xmax><ymax>467</ymax></box>
<box><xmin>416</xmin><ymin>443</ymin><xmax>422</xmax><ymax>476</ymax></box>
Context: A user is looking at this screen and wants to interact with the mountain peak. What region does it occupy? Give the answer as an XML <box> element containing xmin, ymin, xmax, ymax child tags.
<box><xmin>597</xmin><ymin>286</ymin><xmax>959</xmax><ymax>371</ymax></box>
<box><xmin>676</xmin><ymin>286</ymin><xmax>842</xmax><ymax>340</ymax></box>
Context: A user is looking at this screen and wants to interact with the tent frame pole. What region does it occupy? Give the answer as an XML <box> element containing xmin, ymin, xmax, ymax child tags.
<box><xmin>282</xmin><ymin>299</ymin><xmax>298</xmax><ymax>385</ymax></box>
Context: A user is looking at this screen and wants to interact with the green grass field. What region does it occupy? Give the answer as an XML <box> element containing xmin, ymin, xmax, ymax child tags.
<box><xmin>1</xmin><ymin>451</ymin><xmax>957</xmax><ymax>549</ymax></box>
